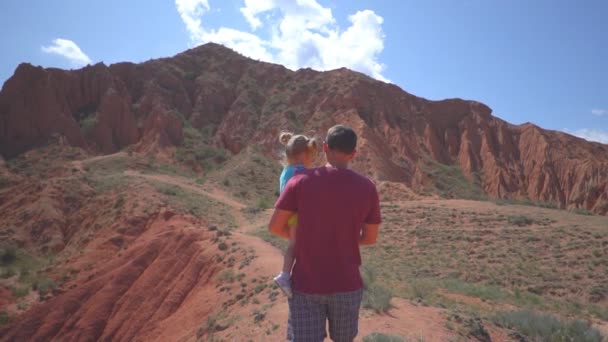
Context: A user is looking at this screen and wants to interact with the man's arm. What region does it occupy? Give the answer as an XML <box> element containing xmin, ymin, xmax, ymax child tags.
<box><xmin>271</xmin><ymin>174</ymin><xmax>300</xmax><ymax>240</ymax></box>
<box><xmin>359</xmin><ymin>223</ymin><xmax>379</xmax><ymax>245</ymax></box>
<box><xmin>268</xmin><ymin>209</ymin><xmax>295</xmax><ymax>239</ymax></box>
<box><xmin>360</xmin><ymin>184</ymin><xmax>381</xmax><ymax>246</ymax></box>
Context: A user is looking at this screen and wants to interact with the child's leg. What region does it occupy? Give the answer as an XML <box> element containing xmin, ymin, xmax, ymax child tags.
<box><xmin>274</xmin><ymin>224</ymin><xmax>297</xmax><ymax>298</ymax></box>
<box><xmin>282</xmin><ymin>225</ymin><xmax>297</xmax><ymax>273</ymax></box>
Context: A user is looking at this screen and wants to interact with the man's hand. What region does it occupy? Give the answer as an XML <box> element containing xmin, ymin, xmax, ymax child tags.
<box><xmin>268</xmin><ymin>209</ymin><xmax>295</xmax><ymax>239</ymax></box>
<box><xmin>359</xmin><ymin>223</ymin><xmax>379</xmax><ymax>245</ymax></box>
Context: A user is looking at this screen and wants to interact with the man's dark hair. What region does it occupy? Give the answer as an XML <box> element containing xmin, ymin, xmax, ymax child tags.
<box><xmin>326</xmin><ymin>125</ymin><xmax>357</xmax><ymax>154</ymax></box>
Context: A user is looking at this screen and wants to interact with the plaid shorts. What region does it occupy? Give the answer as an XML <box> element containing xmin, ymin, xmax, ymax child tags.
<box><xmin>286</xmin><ymin>288</ymin><xmax>363</xmax><ymax>342</ymax></box>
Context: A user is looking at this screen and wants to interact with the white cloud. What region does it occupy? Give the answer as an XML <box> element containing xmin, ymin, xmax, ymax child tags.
<box><xmin>591</xmin><ymin>109</ymin><xmax>607</xmax><ymax>117</ymax></box>
<box><xmin>175</xmin><ymin>0</ymin><xmax>210</xmax><ymax>43</ymax></box>
<box><xmin>203</xmin><ymin>27</ymin><xmax>274</xmax><ymax>61</ymax></box>
<box><xmin>175</xmin><ymin>0</ymin><xmax>388</xmax><ymax>81</ymax></box>
<box><xmin>240</xmin><ymin>0</ymin><xmax>275</xmax><ymax>30</ymax></box>
<box><xmin>566</xmin><ymin>128</ymin><xmax>608</xmax><ymax>144</ymax></box>
<box><xmin>41</xmin><ymin>38</ymin><xmax>92</xmax><ymax>67</ymax></box>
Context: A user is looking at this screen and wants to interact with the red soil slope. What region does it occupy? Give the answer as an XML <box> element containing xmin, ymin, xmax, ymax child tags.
<box><xmin>0</xmin><ymin>213</ymin><xmax>222</xmax><ymax>341</ymax></box>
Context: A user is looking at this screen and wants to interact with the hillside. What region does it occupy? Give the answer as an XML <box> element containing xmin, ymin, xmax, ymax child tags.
<box><xmin>0</xmin><ymin>43</ymin><xmax>607</xmax><ymax>214</ymax></box>
<box><xmin>0</xmin><ymin>43</ymin><xmax>607</xmax><ymax>341</ymax></box>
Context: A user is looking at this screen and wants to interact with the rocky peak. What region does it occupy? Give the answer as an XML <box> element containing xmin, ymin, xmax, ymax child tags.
<box><xmin>1</xmin><ymin>44</ymin><xmax>607</xmax><ymax>213</ymax></box>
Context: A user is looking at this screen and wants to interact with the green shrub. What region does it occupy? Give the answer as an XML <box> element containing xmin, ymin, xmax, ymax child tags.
<box><xmin>494</xmin><ymin>198</ymin><xmax>560</xmax><ymax>210</ymax></box>
<box><xmin>363</xmin><ymin>284</ymin><xmax>393</xmax><ymax>312</ymax></box>
<box><xmin>588</xmin><ymin>304</ymin><xmax>608</xmax><ymax>321</ymax></box>
<box><xmin>197</xmin><ymin>311</ymin><xmax>228</xmax><ymax>338</ymax></box>
<box><xmin>80</xmin><ymin>114</ymin><xmax>97</xmax><ymax>131</ymax></box>
<box><xmin>589</xmin><ymin>284</ymin><xmax>608</xmax><ymax>303</ymax></box>
<box><xmin>361</xmin><ymin>265</ymin><xmax>393</xmax><ymax>312</ymax></box>
<box><xmin>256</xmin><ymin>197</ymin><xmax>272</xmax><ymax>209</ymax></box>
<box><xmin>114</xmin><ymin>195</ymin><xmax>125</xmax><ymax>209</ymax></box>
<box><xmin>184</xmin><ymin>72</ymin><xmax>198</xmax><ymax>81</ymax></box>
<box><xmin>158</xmin><ymin>185</ymin><xmax>179</xmax><ymax>196</ymax></box>
<box><xmin>572</xmin><ymin>208</ymin><xmax>594</xmax><ymax>216</ymax></box>
<box><xmin>34</xmin><ymin>278</ymin><xmax>57</xmax><ymax>295</ymax></box>
<box><xmin>536</xmin><ymin>201</ymin><xmax>559</xmax><ymax>209</ymax></box>
<box><xmin>409</xmin><ymin>279</ymin><xmax>436</xmax><ymax>300</ymax></box>
<box><xmin>492</xmin><ymin>310</ymin><xmax>603</xmax><ymax>342</ymax></box>
<box><xmin>12</xmin><ymin>285</ymin><xmax>30</xmax><ymax>298</ymax></box>
<box><xmin>0</xmin><ymin>267</ymin><xmax>16</xmax><ymax>279</ymax></box>
<box><xmin>507</xmin><ymin>215</ymin><xmax>535</xmax><ymax>227</ymax></box>
<box><xmin>443</xmin><ymin>279</ymin><xmax>508</xmax><ymax>302</ymax></box>
<box><xmin>422</xmin><ymin>160</ymin><xmax>486</xmax><ymax>200</ymax></box>
<box><xmin>362</xmin><ymin>332</ymin><xmax>405</xmax><ymax>342</ymax></box>
<box><xmin>0</xmin><ymin>311</ymin><xmax>9</xmax><ymax>326</ymax></box>
<box><xmin>216</xmin><ymin>270</ymin><xmax>236</xmax><ymax>283</ymax></box>
<box><xmin>0</xmin><ymin>246</ymin><xmax>17</xmax><ymax>265</ymax></box>
<box><xmin>218</xmin><ymin>242</ymin><xmax>229</xmax><ymax>251</ymax></box>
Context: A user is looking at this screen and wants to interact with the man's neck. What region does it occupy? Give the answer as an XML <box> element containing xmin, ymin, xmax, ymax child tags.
<box><xmin>326</xmin><ymin>161</ymin><xmax>349</xmax><ymax>169</ymax></box>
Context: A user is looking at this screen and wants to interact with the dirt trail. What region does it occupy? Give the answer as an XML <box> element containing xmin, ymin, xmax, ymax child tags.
<box><xmin>124</xmin><ymin>170</ymin><xmax>248</xmax><ymax>225</ymax></box>
<box><xmin>120</xmin><ymin>170</ymin><xmax>466</xmax><ymax>341</ymax></box>
<box><xmin>124</xmin><ymin>169</ymin><xmax>280</xmax><ymax>280</ymax></box>
<box><xmin>71</xmin><ymin>151</ymin><xmax>128</xmax><ymax>171</ymax></box>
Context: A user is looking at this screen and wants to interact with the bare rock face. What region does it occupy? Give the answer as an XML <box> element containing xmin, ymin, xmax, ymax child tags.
<box><xmin>1</xmin><ymin>43</ymin><xmax>607</xmax><ymax>214</ymax></box>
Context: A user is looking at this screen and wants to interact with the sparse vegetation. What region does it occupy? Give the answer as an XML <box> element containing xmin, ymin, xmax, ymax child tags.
<box><xmin>252</xmin><ymin>308</ymin><xmax>266</xmax><ymax>324</ymax></box>
<box><xmin>34</xmin><ymin>278</ymin><xmax>57</xmax><ymax>295</ymax></box>
<box><xmin>216</xmin><ymin>269</ymin><xmax>236</xmax><ymax>283</ymax></box>
<box><xmin>75</xmin><ymin>104</ymin><xmax>98</xmax><ymax>131</ymax></box>
<box><xmin>256</xmin><ymin>196</ymin><xmax>272</xmax><ymax>209</ymax></box>
<box><xmin>218</xmin><ymin>242</ymin><xmax>229</xmax><ymax>251</ymax></box>
<box><xmin>362</xmin><ymin>332</ymin><xmax>405</xmax><ymax>342</ymax></box>
<box><xmin>196</xmin><ymin>311</ymin><xmax>238</xmax><ymax>339</ymax></box>
<box><xmin>571</xmin><ymin>208</ymin><xmax>594</xmax><ymax>216</ymax></box>
<box><xmin>443</xmin><ymin>279</ymin><xmax>508</xmax><ymax>302</ymax></box>
<box><xmin>114</xmin><ymin>195</ymin><xmax>125</xmax><ymax>209</ymax></box>
<box><xmin>11</xmin><ymin>285</ymin><xmax>30</xmax><ymax>298</ymax></box>
<box><xmin>492</xmin><ymin>310</ymin><xmax>603</xmax><ymax>342</ymax></box>
<box><xmin>422</xmin><ymin>159</ymin><xmax>486</xmax><ymax>200</ymax></box>
<box><xmin>157</xmin><ymin>184</ymin><xmax>179</xmax><ymax>196</ymax></box>
<box><xmin>409</xmin><ymin>279</ymin><xmax>436</xmax><ymax>301</ymax></box>
<box><xmin>361</xmin><ymin>265</ymin><xmax>393</xmax><ymax>312</ymax></box>
<box><xmin>208</xmin><ymin>146</ymin><xmax>281</xmax><ymax>207</ymax></box>
<box><xmin>252</xmin><ymin>226</ymin><xmax>289</xmax><ymax>252</ymax></box>
<box><xmin>1</xmin><ymin>245</ymin><xmax>17</xmax><ymax>265</ymax></box>
<box><xmin>507</xmin><ymin>215</ymin><xmax>535</xmax><ymax>226</ymax></box>
<box><xmin>494</xmin><ymin>198</ymin><xmax>560</xmax><ymax>209</ymax></box>
<box><xmin>0</xmin><ymin>245</ymin><xmax>57</xmax><ymax>297</ymax></box>
<box><xmin>150</xmin><ymin>180</ymin><xmax>235</xmax><ymax>227</ymax></box>
<box><xmin>361</xmin><ymin>200</ymin><xmax>608</xmax><ymax>325</ymax></box>
<box><xmin>175</xmin><ymin>122</ymin><xmax>228</xmax><ymax>171</ymax></box>
<box><xmin>0</xmin><ymin>311</ymin><xmax>10</xmax><ymax>327</ymax></box>
<box><xmin>80</xmin><ymin>115</ymin><xmax>97</xmax><ymax>131</ymax></box>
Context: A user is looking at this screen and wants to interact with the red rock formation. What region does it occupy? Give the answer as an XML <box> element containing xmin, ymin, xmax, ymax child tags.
<box><xmin>1</xmin><ymin>43</ymin><xmax>607</xmax><ymax>213</ymax></box>
<box><xmin>0</xmin><ymin>215</ymin><xmax>222</xmax><ymax>341</ymax></box>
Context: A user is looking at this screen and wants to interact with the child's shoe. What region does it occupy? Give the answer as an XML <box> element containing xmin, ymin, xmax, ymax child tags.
<box><xmin>273</xmin><ymin>272</ymin><xmax>293</xmax><ymax>298</ymax></box>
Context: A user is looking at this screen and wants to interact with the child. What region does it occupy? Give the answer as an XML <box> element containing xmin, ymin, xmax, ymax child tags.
<box><xmin>273</xmin><ymin>131</ymin><xmax>319</xmax><ymax>298</ymax></box>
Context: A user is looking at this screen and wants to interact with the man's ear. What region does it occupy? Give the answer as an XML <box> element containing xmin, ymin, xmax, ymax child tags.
<box><xmin>346</xmin><ymin>149</ymin><xmax>357</xmax><ymax>161</ymax></box>
<box><xmin>323</xmin><ymin>143</ymin><xmax>329</xmax><ymax>153</ymax></box>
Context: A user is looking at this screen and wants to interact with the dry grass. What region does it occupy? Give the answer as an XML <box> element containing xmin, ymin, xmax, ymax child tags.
<box><xmin>207</xmin><ymin>146</ymin><xmax>281</xmax><ymax>207</ymax></box>
<box><xmin>364</xmin><ymin>200</ymin><xmax>608</xmax><ymax>320</ymax></box>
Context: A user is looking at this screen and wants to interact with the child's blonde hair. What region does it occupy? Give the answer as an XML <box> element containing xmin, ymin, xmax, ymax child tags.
<box><xmin>279</xmin><ymin>132</ymin><xmax>320</xmax><ymax>164</ymax></box>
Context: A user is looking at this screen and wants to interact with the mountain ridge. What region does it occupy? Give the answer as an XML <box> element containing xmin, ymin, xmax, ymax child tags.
<box><xmin>0</xmin><ymin>42</ymin><xmax>606</xmax><ymax>213</ymax></box>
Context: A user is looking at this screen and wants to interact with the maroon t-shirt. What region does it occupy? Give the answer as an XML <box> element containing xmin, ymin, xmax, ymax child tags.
<box><xmin>275</xmin><ymin>166</ymin><xmax>382</xmax><ymax>294</ymax></box>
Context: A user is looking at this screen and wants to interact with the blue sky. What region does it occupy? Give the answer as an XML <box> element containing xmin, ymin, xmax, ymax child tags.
<box><xmin>1</xmin><ymin>0</ymin><xmax>607</xmax><ymax>143</ymax></box>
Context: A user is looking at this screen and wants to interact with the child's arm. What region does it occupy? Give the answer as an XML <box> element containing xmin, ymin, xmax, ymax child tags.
<box><xmin>359</xmin><ymin>223</ymin><xmax>379</xmax><ymax>245</ymax></box>
<box><xmin>269</xmin><ymin>209</ymin><xmax>293</xmax><ymax>239</ymax></box>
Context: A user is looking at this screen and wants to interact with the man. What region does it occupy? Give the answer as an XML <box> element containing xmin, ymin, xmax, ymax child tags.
<box><xmin>269</xmin><ymin>124</ymin><xmax>382</xmax><ymax>342</ymax></box>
